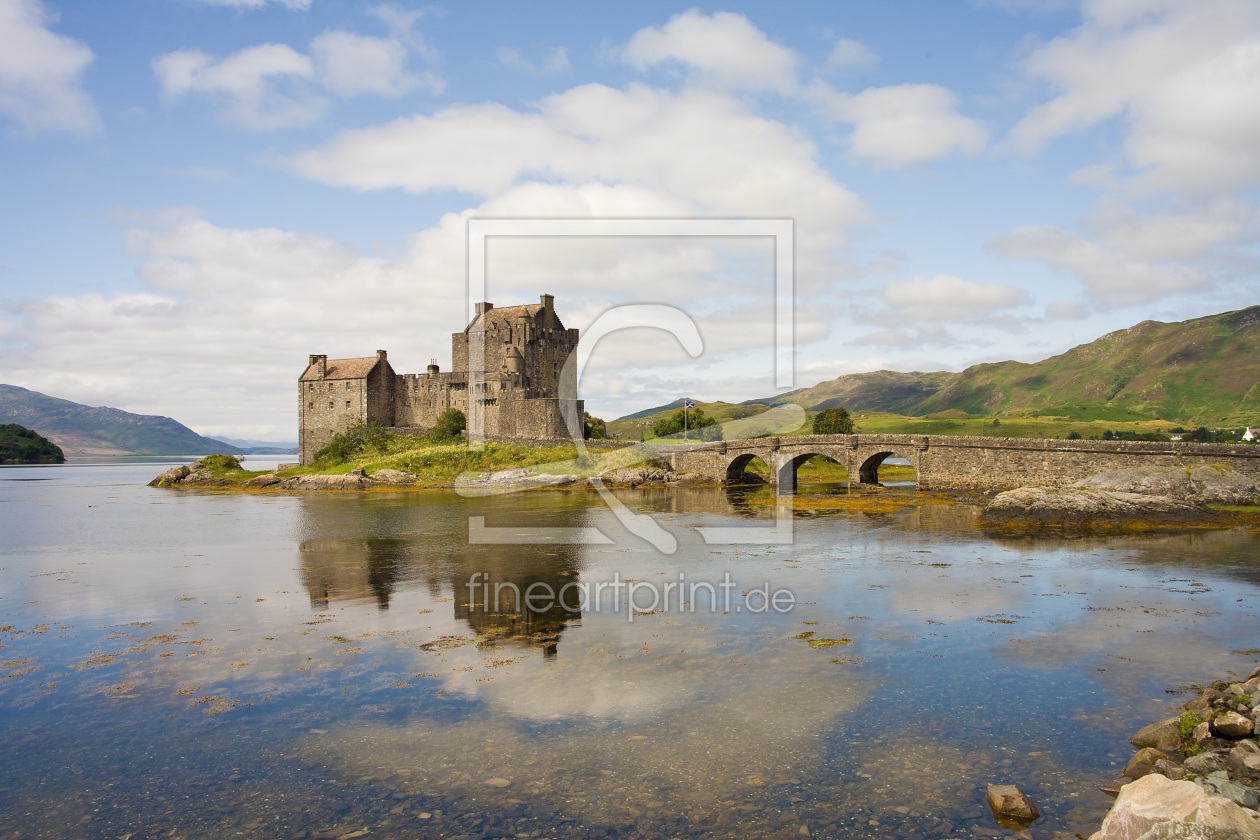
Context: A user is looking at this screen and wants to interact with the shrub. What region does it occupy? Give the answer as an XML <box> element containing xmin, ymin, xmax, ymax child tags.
<box><xmin>812</xmin><ymin>407</ymin><xmax>855</xmax><ymax>435</ymax></box>
<box><xmin>432</xmin><ymin>409</ymin><xmax>467</xmax><ymax>442</ymax></box>
<box><xmin>583</xmin><ymin>412</ymin><xmax>607</xmax><ymax>440</ymax></box>
<box><xmin>314</xmin><ymin>421</ymin><xmax>393</xmax><ymax>466</ymax></box>
<box><xmin>197</xmin><ymin>453</ymin><xmax>242</xmax><ymax>471</ymax></box>
<box><xmin>1066</xmin><ymin>431</ymin><xmax>1083</xmax><ymax>440</ymax></box>
<box><xmin>652</xmin><ymin>406</ymin><xmax>721</xmax><ymax>441</ymax></box>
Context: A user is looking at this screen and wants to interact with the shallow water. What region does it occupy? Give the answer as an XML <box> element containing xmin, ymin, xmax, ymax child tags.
<box><xmin>2</xmin><ymin>462</ymin><xmax>1259</xmax><ymax>839</ymax></box>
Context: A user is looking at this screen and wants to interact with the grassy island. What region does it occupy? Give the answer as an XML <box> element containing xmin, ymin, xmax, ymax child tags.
<box><xmin>0</xmin><ymin>424</ymin><xmax>65</xmax><ymax>464</ymax></box>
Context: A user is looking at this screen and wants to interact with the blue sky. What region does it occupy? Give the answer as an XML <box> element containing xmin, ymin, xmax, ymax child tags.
<box><xmin>1</xmin><ymin>0</ymin><xmax>1257</xmax><ymax>440</ymax></box>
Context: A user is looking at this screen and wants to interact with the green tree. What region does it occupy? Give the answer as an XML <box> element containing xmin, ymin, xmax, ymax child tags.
<box><xmin>583</xmin><ymin>412</ymin><xmax>607</xmax><ymax>440</ymax></box>
<box><xmin>432</xmin><ymin>408</ymin><xmax>467</xmax><ymax>442</ymax></box>
<box><xmin>1066</xmin><ymin>431</ymin><xmax>1082</xmax><ymax>440</ymax></box>
<box><xmin>652</xmin><ymin>406</ymin><xmax>721</xmax><ymax>441</ymax></box>
<box><xmin>811</xmin><ymin>407</ymin><xmax>855</xmax><ymax>435</ymax></box>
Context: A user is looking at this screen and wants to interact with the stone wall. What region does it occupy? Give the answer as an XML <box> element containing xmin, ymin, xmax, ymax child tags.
<box><xmin>661</xmin><ymin>434</ymin><xmax>1260</xmax><ymax>491</ymax></box>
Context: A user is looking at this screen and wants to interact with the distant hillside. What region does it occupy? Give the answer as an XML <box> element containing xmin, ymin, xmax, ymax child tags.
<box><xmin>0</xmin><ymin>424</ymin><xmax>64</xmax><ymax>463</ymax></box>
<box><xmin>210</xmin><ymin>436</ymin><xmax>299</xmax><ymax>455</ymax></box>
<box><xmin>611</xmin><ymin>305</ymin><xmax>1260</xmax><ymax>431</ymax></box>
<box><xmin>0</xmin><ymin>385</ymin><xmax>244</xmax><ymax>457</ymax></box>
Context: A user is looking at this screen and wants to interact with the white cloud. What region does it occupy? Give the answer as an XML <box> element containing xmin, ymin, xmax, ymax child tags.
<box><xmin>987</xmin><ymin>226</ymin><xmax>1208</xmax><ymax>305</ymax></box>
<box><xmin>289</xmin><ymin>83</ymin><xmax>867</xmax><ymax>250</ymax></box>
<box><xmin>152</xmin><ymin>16</ymin><xmax>441</xmax><ymax>130</ymax></box>
<box><xmin>825</xmin><ymin>38</ymin><xmax>877</xmax><ymax>70</ymax></box>
<box><xmin>619</xmin><ymin>10</ymin><xmax>798</xmax><ymax>93</ymax></box>
<box><xmin>0</xmin><ymin>0</ymin><xmax>98</xmax><ymax>134</ymax></box>
<box><xmin>882</xmin><ymin>275</ymin><xmax>1028</xmax><ymax>321</ymax></box>
<box><xmin>153</xmin><ymin>44</ymin><xmax>324</xmax><ymax>130</ymax></box>
<box><xmin>497</xmin><ymin>46</ymin><xmax>570</xmax><ymax>76</ymax></box>
<box><xmin>811</xmin><ymin>82</ymin><xmax>987</xmax><ymax>167</ymax></box>
<box><xmin>311</xmin><ymin>29</ymin><xmax>440</xmax><ymax>97</ymax></box>
<box><xmin>1006</xmin><ymin>0</ymin><xmax>1260</xmax><ymax>195</ymax></box>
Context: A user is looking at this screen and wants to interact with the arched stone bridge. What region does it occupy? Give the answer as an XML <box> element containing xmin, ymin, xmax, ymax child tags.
<box><xmin>652</xmin><ymin>434</ymin><xmax>1260</xmax><ymax>492</ymax></box>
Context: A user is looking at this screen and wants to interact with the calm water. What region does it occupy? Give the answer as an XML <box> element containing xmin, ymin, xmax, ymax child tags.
<box><xmin>2</xmin><ymin>461</ymin><xmax>1260</xmax><ymax>840</ymax></box>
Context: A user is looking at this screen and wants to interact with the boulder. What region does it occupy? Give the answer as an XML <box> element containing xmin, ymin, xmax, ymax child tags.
<box><xmin>1156</xmin><ymin>760</ymin><xmax>1188</xmax><ymax>781</ymax></box>
<box><xmin>244</xmin><ymin>473</ymin><xmax>279</xmax><ymax>487</ymax></box>
<box><xmin>1194</xmin><ymin>723</ymin><xmax>1215</xmax><ymax>745</ymax></box>
<box><xmin>1197</xmin><ymin>775</ymin><xmax>1260</xmax><ymax>810</ymax></box>
<box><xmin>1185</xmin><ymin>752</ymin><xmax>1230</xmax><ymax>776</ymax></box>
<box><xmin>980</xmin><ymin>487</ymin><xmax>1216</xmax><ymax>530</ymax></box>
<box><xmin>1127</xmin><ymin>749</ymin><xmax>1172</xmax><ymax>779</ymax></box>
<box><xmin>1187</xmin><ymin>699</ymin><xmax>1215</xmax><ymax>719</ymax></box>
<box><xmin>1077</xmin><ymin>466</ymin><xmax>1258</xmax><ymax>505</ymax></box>
<box><xmin>369</xmin><ymin>469</ymin><xmax>418</xmax><ymax>484</ymax></box>
<box><xmin>1213</xmin><ymin>713</ymin><xmax>1255</xmax><ymax>739</ymax></box>
<box><xmin>277</xmin><ymin>474</ymin><xmax>367</xmax><ymax>490</ymax></box>
<box><xmin>1136</xmin><ymin>822</ymin><xmax>1254</xmax><ymax>839</ymax></box>
<box><xmin>1089</xmin><ymin>774</ymin><xmax>1260</xmax><ymax>840</ymax></box>
<box><xmin>986</xmin><ymin>783</ymin><xmax>1041</xmax><ymax>824</ymax></box>
<box><xmin>1133</xmin><ymin>718</ymin><xmax>1190</xmax><ymax>752</ymax></box>
<box><xmin>148</xmin><ymin>465</ymin><xmax>190</xmax><ymax>487</ymax></box>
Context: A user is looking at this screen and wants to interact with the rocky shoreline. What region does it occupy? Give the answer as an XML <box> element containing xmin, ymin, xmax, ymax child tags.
<box><xmin>1088</xmin><ymin>667</ymin><xmax>1260</xmax><ymax>839</ymax></box>
<box><xmin>148</xmin><ymin>459</ymin><xmax>700</xmax><ymax>492</ymax></box>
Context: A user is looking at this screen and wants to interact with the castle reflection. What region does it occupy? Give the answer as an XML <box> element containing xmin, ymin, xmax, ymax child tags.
<box><xmin>296</xmin><ymin>510</ymin><xmax>583</xmax><ymax>657</ymax></box>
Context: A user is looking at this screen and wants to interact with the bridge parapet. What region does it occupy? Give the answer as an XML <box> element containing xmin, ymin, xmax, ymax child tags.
<box><xmin>655</xmin><ymin>434</ymin><xmax>1260</xmax><ymax>491</ymax></box>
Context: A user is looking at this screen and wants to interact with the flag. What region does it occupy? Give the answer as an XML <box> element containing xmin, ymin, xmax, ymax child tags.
<box><xmin>684</xmin><ymin>400</ymin><xmax>695</xmax><ymax>408</ymax></box>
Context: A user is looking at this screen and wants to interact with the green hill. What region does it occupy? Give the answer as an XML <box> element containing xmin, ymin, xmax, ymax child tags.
<box><xmin>609</xmin><ymin>305</ymin><xmax>1260</xmax><ymax>434</ymax></box>
<box><xmin>0</xmin><ymin>424</ymin><xmax>65</xmax><ymax>463</ymax></box>
<box><xmin>0</xmin><ymin>385</ymin><xmax>244</xmax><ymax>457</ymax></box>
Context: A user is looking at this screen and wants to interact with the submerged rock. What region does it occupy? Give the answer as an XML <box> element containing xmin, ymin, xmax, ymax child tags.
<box><xmin>1127</xmin><ymin>749</ymin><xmax>1172</xmax><ymax>779</ymax></box>
<box><xmin>979</xmin><ymin>487</ymin><xmax>1216</xmax><ymax>529</ymax></box>
<box><xmin>986</xmin><ymin>783</ymin><xmax>1041</xmax><ymax>825</ymax></box>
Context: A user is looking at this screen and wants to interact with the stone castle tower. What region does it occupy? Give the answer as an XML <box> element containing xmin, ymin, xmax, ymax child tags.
<box><xmin>299</xmin><ymin>294</ymin><xmax>582</xmax><ymax>464</ymax></box>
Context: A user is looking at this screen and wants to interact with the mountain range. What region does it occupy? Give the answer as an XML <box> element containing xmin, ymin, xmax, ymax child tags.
<box><xmin>0</xmin><ymin>385</ymin><xmax>250</xmax><ymax>457</ymax></box>
<box><xmin>613</xmin><ymin>305</ymin><xmax>1260</xmax><ymax>431</ymax></box>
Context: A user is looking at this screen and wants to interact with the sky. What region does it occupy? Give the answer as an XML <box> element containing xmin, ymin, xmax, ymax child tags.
<box><xmin>0</xmin><ymin>0</ymin><xmax>1257</xmax><ymax>442</ymax></box>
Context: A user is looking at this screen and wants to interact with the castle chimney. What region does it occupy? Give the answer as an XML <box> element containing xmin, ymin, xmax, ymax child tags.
<box><xmin>376</xmin><ymin>350</ymin><xmax>387</xmax><ymax>363</ymax></box>
<box><xmin>309</xmin><ymin>354</ymin><xmax>327</xmax><ymax>378</ymax></box>
<box><xmin>427</xmin><ymin>358</ymin><xmax>439</xmax><ymax>375</ymax></box>
<box><xmin>475</xmin><ymin>302</ymin><xmax>493</xmax><ymax>318</ymax></box>
<box><xmin>540</xmin><ymin>293</ymin><xmax>554</xmax><ymax>314</ymax></box>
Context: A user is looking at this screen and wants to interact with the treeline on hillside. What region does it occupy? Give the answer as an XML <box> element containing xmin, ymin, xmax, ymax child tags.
<box><xmin>0</xmin><ymin>424</ymin><xmax>65</xmax><ymax>463</ymax></box>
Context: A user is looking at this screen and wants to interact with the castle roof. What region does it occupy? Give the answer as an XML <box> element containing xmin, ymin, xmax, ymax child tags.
<box><xmin>467</xmin><ymin>303</ymin><xmax>563</xmax><ymax>333</ymax></box>
<box><xmin>300</xmin><ymin>356</ymin><xmax>381</xmax><ymax>381</ymax></box>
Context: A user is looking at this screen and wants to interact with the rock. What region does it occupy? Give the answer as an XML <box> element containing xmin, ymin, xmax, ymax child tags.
<box><xmin>1187</xmin><ymin>699</ymin><xmax>1215</xmax><ymax>719</ymax></box>
<box><xmin>979</xmin><ymin>487</ymin><xmax>1217</xmax><ymax>530</ymax></box>
<box><xmin>277</xmin><ymin>474</ymin><xmax>367</xmax><ymax>490</ymax></box>
<box><xmin>601</xmin><ymin>467</ymin><xmax>677</xmax><ymax>486</ymax></box>
<box><xmin>1077</xmin><ymin>466</ymin><xmax>1258</xmax><ymax>505</ymax></box>
<box><xmin>986</xmin><ymin>784</ymin><xmax>1041</xmax><ymax>824</ymax></box>
<box><xmin>1090</xmin><ymin>774</ymin><xmax>1260</xmax><ymax>840</ymax></box>
<box><xmin>1133</xmin><ymin>718</ymin><xmax>1189</xmax><ymax>752</ymax></box>
<box><xmin>1155</xmin><ymin>760</ymin><xmax>1188</xmax><ymax>781</ymax></box>
<box><xmin>1185</xmin><ymin>752</ymin><xmax>1230</xmax><ymax>776</ymax></box>
<box><xmin>245</xmin><ymin>473</ymin><xmax>279</xmax><ymax>487</ymax></box>
<box><xmin>1198</xmin><ymin>776</ymin><xmax>1260</xmax><ymax>810</ymax></box>
<box><xmin>1213</xmin><ymin>713</ymin><xmax>1255</xmax><ymax>739</ymax></box>
<box><xmin>1128</xmin><ymin>749</ymin><xmax>1172</xmax><ymax>779</ymax></box>
<box><xmin>1195</xmin><ymin>723</ymin><xmax>1216</xmax><ymax>744</ymax></box>
<box><xmin>484</xmin><ymin>777</ymin><xmax>511</xmax><ymax>788</ymax></box>
<box><xmin>368</xmin><ymin>468</ymin><xmax>417</xmax><ymax>484</ymax></box>
<box><xmin>455</xmin><ymin>469</ymin><xmax>578</xmax><ymax>493</ymax></box>
<box><xmin>149</xmin><ymin>464</ymin><xmax>190</xmax><ymax>487</ymax></box>
<box><xmin>1136</xmin><ymin>822</ymin><xmax>1254</xmax><ymax>839</ymax></box>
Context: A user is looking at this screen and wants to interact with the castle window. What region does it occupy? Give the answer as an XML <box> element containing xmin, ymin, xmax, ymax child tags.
<box><xmin>346</xmin><ymin>382</ymin><xmax>351</xmax><ymax>390</ymax></box>
<box><xmin>328</xmin><ymin>401</ymin><xmax>334</xmax><ymax>409</ymax></box>
<box><xmin>308</xmin><ymin>402</ymin><xmax>313</xmax><ymax>409</ymax></box>
<box><xmin>308</xmin><ymin>383</ymin><xmax>313</xmax><ymax>391</ymax></box>
<box><xmin>346</xmin><ymin>400</ymin><xmax>351</xmax><ymax>408</ymax></box>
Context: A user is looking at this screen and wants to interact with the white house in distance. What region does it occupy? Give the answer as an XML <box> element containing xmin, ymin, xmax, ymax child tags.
<box><xmin>1244</xmin><ymin>427</ymin><xmax>1260</xmax><ymax>442</ymax></box>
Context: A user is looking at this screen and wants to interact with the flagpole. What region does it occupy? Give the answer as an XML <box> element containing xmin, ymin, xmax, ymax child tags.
<box><xmin>684</xmin><ymin>399</ymin><xmax>688</xmax><ymax>443</ymax></box>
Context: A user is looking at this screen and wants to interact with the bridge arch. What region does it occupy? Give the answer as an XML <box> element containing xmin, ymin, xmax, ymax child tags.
<box><xmin>857</xmin><ymin>450</ymin><xmax>916</xmax><ymax>485</ymax></box>
<box><xmin>725</xmin><ymin>452</ymin><xmax>771</xmax><ymax>483</ymax></box>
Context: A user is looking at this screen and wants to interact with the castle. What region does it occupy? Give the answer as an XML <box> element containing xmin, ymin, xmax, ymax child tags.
<box><xmin>299</xmin><ymin>294</ymin><xmax>583</xmax><ymax>464</ymax></box>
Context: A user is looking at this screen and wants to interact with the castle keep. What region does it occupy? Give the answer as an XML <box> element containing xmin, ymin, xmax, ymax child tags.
<box><xmin>299</xmin><ymin>294</ymin><xmax>582</xmax><ymax>464</ymax></box>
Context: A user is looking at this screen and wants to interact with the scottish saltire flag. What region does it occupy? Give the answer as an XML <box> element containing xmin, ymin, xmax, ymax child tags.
<box><xmin>685</xmin><ymin>400</ymin><xmax>695</xmax><ymax>408</ymax></box>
